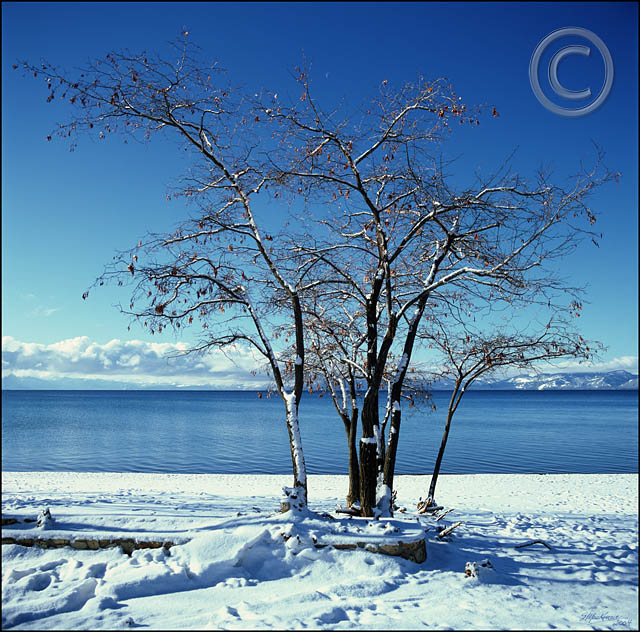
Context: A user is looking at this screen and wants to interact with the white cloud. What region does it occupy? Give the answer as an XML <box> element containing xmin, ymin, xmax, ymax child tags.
<box><xmin>2</xmin><ymin>336</ymin><xmax>636</xmax><ymax>390</ymax></box>
<box><xmin>545</xmin><ymin>355</ymin><xmax>638</xmax><ymax>373</ymax></box>
<box><xmin>29</xmin><ymin>306</ymin><xmax>61</xmax><ymax>318</ymax></box>
<box><xmin>1</xmin><ymin>336</ymin><xmax>271</xmax><ymax>388</ymax></box>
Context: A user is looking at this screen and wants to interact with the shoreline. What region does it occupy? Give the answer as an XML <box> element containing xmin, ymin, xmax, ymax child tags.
<box><xmin>3</xmin><ymin>471</ymin><xmax>637</xmax><ymax>514</ymax></box>
<box><xmin>4</xmin><ymin>469</ymin><xmax>637</xmax><ymax>474</ymax></box>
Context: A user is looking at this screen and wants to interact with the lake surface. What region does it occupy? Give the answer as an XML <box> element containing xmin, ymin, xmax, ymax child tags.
<box><xmin>1</xmin><ymin>390</ymin><xmax>637</xmax><ymax>475</ymax></box>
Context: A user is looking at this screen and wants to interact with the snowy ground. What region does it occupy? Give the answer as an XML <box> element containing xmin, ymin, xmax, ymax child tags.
<box><xmin>2</xmin><ymin>472</ymin><xmax>638</xmax><ymax>630</ymax></box>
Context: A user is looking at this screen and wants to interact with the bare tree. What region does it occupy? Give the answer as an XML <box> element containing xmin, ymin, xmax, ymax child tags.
<box><xmin>21</xmin><ymin>43</ymin><xmax>613</xmax><ymax>518</ymax></box>
<box><xmin>301</xmin><ymin>287</ymin><xmax>433</xmax><ymax>512</ymax></box>
<box><xmin>21</xmin><ymin>39</ymin><xmax>319</xmax><ymax>511</ymax></box>
<box><xmin>259</xmin><ymin>70</ymin><xmax>613</xmax><ymax>516</ymax></box>
<box><xmin>417</xmin><ymin>309</ymin><xmax>603</xmax><ymax>510</ymax></box>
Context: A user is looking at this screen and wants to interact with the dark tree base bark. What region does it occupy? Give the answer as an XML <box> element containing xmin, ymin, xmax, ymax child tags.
<box><xmin>359</xmin><ymin>441</ymin><xmax>377</xmax><ymax>517</ymax></box>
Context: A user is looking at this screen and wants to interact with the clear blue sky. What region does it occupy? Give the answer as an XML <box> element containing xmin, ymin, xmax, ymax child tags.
<box><xmin>2</xmin><ymin>2</ymin><xmax>638</xmax><ymax>385</ymax></box>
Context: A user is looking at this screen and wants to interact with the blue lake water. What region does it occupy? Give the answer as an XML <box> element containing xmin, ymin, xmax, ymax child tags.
<box><xmin>1</xmin><ymin>390</ymin><xmax>637</xmax><ymax>474</ymax></box>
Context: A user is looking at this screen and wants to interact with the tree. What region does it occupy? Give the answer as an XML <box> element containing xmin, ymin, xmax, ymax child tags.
<box><xmin>257</xmin><ymin>71</ymin><xmax>612</xmax><ymax>516</ymax></box>
<box><xmin>258</xmin><ymin>74</ymin><xmax>485</xmax><ymax>515</ymax></box>
<box><xmin>21</xmin><ymin>41</ymin><xmax>613</xmax><ymax>518</ymax></box>
<box><xmin>301</xmin><ymin>289</ymin><xmax>434</xmax><ymax>512</ymax></box>
<box><xmin>21</xmin><ymin>38</ymin><xmax>320</xmax><ymax>511</ymax></box>
<box><xmin>418</xmin><ymin>307</ymin><xmax>602</xmax><ymax>509</ymax></box>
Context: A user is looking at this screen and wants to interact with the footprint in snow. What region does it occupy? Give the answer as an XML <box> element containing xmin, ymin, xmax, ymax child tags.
<box><xmin>84</xmin><ymin>562</ymin><xmax>107</xmax><ymax>579</ymax></box>
<box><xmin>218</xmin><ymin>605</ymin><xmax>240</xmax><ymax>618</ymax></box>
<box><xmin>313</xmin><ymin>606</ymin><xmax>350</xmax><ymax>624</ymax></box>
<box><xmin>23</xmin><ymin>572</ymin><xmax>52</xmax><ymax>592</ymax></box>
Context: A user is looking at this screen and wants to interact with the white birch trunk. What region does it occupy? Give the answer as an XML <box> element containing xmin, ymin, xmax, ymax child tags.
<box><xmin>281</xmin><ymin>391</ymin><xmax>308</xmax><ymax>512</ymax></box>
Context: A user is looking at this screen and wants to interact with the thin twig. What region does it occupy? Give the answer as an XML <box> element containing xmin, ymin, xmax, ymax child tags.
<box><xmin>435</xmin><ymin>508</ymin><xmax>454</xmax><ymax>522</ymax></box>
<box><xmin>515</xmin><ymin>539</ymin><xmax>552</xmax><ymax>550</ymax></box>
<box><xmin>438</xmin><ymin>521</ymin><xmax>463</xmax><ymax>538</ymax></box>
<box><xmin>417</xmin><ymin>501</ymin><xmax>443</xmax><ymax>514</ymax></box>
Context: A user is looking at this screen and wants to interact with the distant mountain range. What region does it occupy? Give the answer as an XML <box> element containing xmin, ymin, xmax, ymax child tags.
<box><xmin>429</xmin><ymin>370</ymin><xmax>638</xmax><ymax>391</ymax></box>
<box><xmin>0</xmin><ymin>375</ymin><xmax>265</xmax><ymax>391</ymax></box>
<box><xmin>1</xmin><ymin>370</ymin><xmax>637</xmax><ymax>391</ymax></box>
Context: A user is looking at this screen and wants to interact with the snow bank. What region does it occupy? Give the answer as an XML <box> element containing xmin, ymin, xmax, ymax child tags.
<box><xmin>2</xmin><ymin>472</ymin><xmax>638</xmax><ymax>630</ymax></box>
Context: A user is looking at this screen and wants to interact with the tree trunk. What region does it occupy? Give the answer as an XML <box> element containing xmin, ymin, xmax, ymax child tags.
<box><xmin>427</xmin><ymin>386</ymin><xmax>459</xmax><ymax>503</ymax></box>
<box><xmin>380</xmin><ymin>298</ymin><xmax>428</xmax><ymax>510</ymax></box>
<box><xmin>283</xmin><ymin>294</ymin><xmax>307</xmax><ymax>510</ymax></box>
<box><xmin>346</xmin><ymin>407</ymin><xmax>360</xmax><ymax>507</ymax></box>
<box><xmin>382</xmin><ymin>403</ymin><xmax>401</xmax><ymax>499</ymax></box>
<box><xmin>245</xmin><ymin>288</ymin><xmax>308</xmax><ymax>513</ymax></box>
<box><xmin>359</xmin><ymin>436</ymin><xmax>377</xmax><ymax>517</ymax></box>
<box><xmin>360</xmin><ymin>287</ymin><xmax>380</xmax><ymax>517</ymax></box>
<box><xmin>376</xmin><ymin>425</ymin><xmax>385</xmax><ymax>476</ymax></box>
<box><xmin>282</xmin><ymin>392</ymin><xmax>308</xmax><ymax>512</ymax></box>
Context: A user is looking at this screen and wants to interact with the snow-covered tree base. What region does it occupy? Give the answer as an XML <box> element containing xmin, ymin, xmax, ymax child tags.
<box><xmin>375</xmin><ymin>483</ymin><xmax>393</xmax><ymax>518</ymax></box>
<box><xmin>36</xmin><ymin>508</ymin><xmax>54</xmax><ymax>529</ymax></box>
<box><xmin>464</xmin><ymin>559</ymin><xmax>495</xmax><ymax>580</ymax></box>
<box><xmin>280</xmin><ymin>485</ymin><xmax>307</xmax><ymax>513</ymax></box>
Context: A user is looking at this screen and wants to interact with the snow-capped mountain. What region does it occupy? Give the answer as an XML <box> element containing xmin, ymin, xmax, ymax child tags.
<box><xmin>2</xmin><ymin>370</ymin><xmax>637</xmax><ymax>391</ymax></box>
<box><xmin>430</xmin><ymin>370</ymin><xmax>638</xmax><ymax>391</ymax></box>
